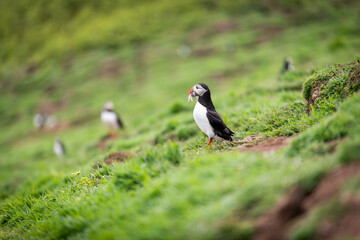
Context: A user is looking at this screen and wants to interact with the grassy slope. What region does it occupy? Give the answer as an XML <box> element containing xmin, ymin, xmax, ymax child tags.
<box><xmin>1</xmin><ymin>2</ymin><xmax>360</xmax><ymax>239</ymax></box>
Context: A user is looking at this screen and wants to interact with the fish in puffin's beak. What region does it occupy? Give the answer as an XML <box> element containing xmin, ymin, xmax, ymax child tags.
<box><xmin>187</xmin><ymin>86</ymin><xmax>197</xmax><ymax>101</ymax></box>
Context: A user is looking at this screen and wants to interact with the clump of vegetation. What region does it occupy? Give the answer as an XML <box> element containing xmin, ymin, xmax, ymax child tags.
<box><xmin>335</xmin><ymin>136</ymin><xmax>360</xmax><ymax>164</ymax></box>
<box><xmin>169</xmin><ymin>102</ymin><xmax>188</xmax><ymax>114</ymax></box>
<box><xmin>296</xmin><ymin>166</ymin><xmax>328</xmax><ymax>192</ymax></box>
<box><xmin>176</xmin><ymin>126</ymin><xmax>198</xmax><ymax>140</ymax></box>
<box><xmin>286</xmin><ymin>93</ymin><xmax>360</xmax><ymax>158</ymax></box>
<box><xmin>114</xmin><ymin>171</ymin><xmax>146</xmax><ymax>191</ymax></box>
<box><xmin>302</xmin><ymin>59</ymin><xmax>360</xmax><ymax>113</ymax></box>
<box><xmin>138</xmin><ymin>141</ymin><xmax>182</xmax><ymax>166</ymax></box>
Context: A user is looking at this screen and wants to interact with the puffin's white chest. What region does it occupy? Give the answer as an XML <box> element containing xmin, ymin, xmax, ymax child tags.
<box><xmin>101</xmin><ymin>111</ymin><xmax>119</xmax><ymax>129</ymax></box>
<box><xmin>193</xmin><ymin>101</ymin><xmax>215</xmax><ymax>139</ymax></box>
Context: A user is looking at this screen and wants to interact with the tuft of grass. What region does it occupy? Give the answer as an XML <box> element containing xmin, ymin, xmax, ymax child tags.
<box><xmin>335</xmin><ymin>136</ymin><xmax>360</xmax><ymax>164</ymax></box>
<box><xmin>114</xmin><ymin>171</ymin><xmax>146</xmax><ymax>191</ymax></box>
<box><xmin>296</xmin><ymin>166</ymin><xmax>328</xmax><ymax>192</ymax></box>
<box><xmin>169</xmin><ymin>101</ymin><xmax>188</xmax><ymax>114</ymax></box>
<box><xmin>286</xmin><ymin>93</ymin><xmax>360</xmax><ymax>158</ymax></box>
<box><xmin>215</xmin><ymin>221</ymin><xmax>255</xmax><ymax>240</ymax></box>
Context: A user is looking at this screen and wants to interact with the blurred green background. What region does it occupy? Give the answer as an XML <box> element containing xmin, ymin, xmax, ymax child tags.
<box><xmin>1</xmin><ymin>0</ymin><xmax>360</xmax><ymax>239</ymax></box>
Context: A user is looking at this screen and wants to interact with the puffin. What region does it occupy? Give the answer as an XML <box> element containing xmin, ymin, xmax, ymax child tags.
<box><xmin>282</xmin><ymin>57</ymin><xmax>295</xmax><ymax>73</ymax></box>
<box><xmin>101</xmin><ymin>101</ymin><xmax>124</xmax><ymax>137</ymax></box>
<box><xmin>53</xmin><ymin>137</ymin><xmax>66</xmax><ymax>158</ymax></box>
<box><xmin>46</xmin><ymin>114</ymin><xmax>58</xmax><ymax>129</ymax></box>
<box><xmin>33</xmin><ymin>113</ymin><xmax>46</xmax><ymax>130</ymax></box>
<box><xmin>188</xmin><ymin>83</ymin><xmax>234</xmax><ymax>146</ymax></box>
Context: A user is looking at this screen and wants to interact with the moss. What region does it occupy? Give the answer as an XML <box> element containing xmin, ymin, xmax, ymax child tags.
<box><xmin>302</xmin><ymin>60</ymin><xmax>360</xmax><ymax>113</ymax></box>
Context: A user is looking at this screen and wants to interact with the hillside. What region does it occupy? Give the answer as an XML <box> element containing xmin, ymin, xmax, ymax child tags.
<box><xmin>1</xmin><ymin>1</ymin><xmax>360</xmax><ymax>239</ymax></box>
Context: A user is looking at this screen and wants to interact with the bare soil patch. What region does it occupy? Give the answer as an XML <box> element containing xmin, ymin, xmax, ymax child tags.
<box><xmin>256</xmin><ymin>25</ymin><xmax>284</xmax><ymax>44</ymax></box>
<box><xmin>193</xmin><ymin>47</ymin><xmax>216</xmax><ymax>58</ymax></box>
<box><xmin>39</xmin><ymin>100</ymin><xmax>66</xmax><ymax>114</ymax></box>
<box><xmin>97</xmin><ymin>58</ymin><xmax>125</xmax><ymax>79</ymax></box>
<box><xmin>97</xmin><ymin>134</ymin><xmax>114</xmax><ymax>150</ymax></box>
<box><xmin>213</xmin><ymin>21</ymin><xmax>238</xmax><ymax>34</ymax></box>
<box><xmin>209</xmin><ymin>64</ymin><xmax>255</xmax><ymax>82</ymax></box>
<box><xmin>187</xmin><ymin>20</ymin><xmax>238</xmax><ymax>41</ymax></box>
<box><xmin>253</xmin><ymin>162</ymin><xmax>360</xmax><ymax>240</ymax></box>
<box><xmin>94</xmin><ymin>151</ymin><xmax>136</xmax><ymax>169</ymax></box>
<box><xmin>237</xmin><ymin>136</ymin><xmax>292</xmax><ymax>153</ymax></box>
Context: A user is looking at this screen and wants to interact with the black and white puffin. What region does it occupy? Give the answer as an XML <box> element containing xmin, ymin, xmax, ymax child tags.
<box><xmin>101</xmin><ymin>101</ymin><xmax>124</xmax><ymax>137</ymax></box>
<box><xmin>188</xmin><ymin>83</ymin><xmax>234</xmax><ymax>146</ymax></box>
<box><xmin>282</xmin><ymin>57</ymin><xmax>295</xmax><ymax>73</ymax></box>
<box><xmin>33</xmin><ymin>112</ymin><xmax>46</xmax><ymax>130</ymax></box>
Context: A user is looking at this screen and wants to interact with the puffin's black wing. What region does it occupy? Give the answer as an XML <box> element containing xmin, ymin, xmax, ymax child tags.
<box><xmin>115</xmin><ymin>112</ymin><xmax>124</xmax><ymax>129</ymax></box>
<box><xmin>206</xmin><ymin>110</ymin><xmax>234</xmax><ymax>141</ymax></box>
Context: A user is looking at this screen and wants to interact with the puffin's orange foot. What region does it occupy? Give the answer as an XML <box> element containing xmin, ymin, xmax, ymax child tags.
<box><xmin>109</xmin><ymin>132</ymin><xmax>118</xmax><ymax>139</ymax></box>
<box><xmin>207</xmin><ymin>139</ymin><xmax>213</xmax><ymax>146</ymax></box>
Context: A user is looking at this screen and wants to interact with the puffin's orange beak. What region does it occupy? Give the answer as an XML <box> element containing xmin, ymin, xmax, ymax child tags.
<box><xmin>188</xmin><ymin>87</ymin><xmax>193</xmax><ymax>95</ymax></box>
<box><xmin>188</xmin><ymin>87</ymin><xmax>197</xmax><ymax>96</ymax></box>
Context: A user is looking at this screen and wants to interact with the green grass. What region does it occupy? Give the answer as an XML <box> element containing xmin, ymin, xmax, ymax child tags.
<box><xmin>286</xmin><ymin>93</ymin><xmax>360</xmax><ymax>158</ymax></box>
<box><xmin>1</xmin><ymin>1</ymin><xmax>360</xmax><ymax>239</ymax></box>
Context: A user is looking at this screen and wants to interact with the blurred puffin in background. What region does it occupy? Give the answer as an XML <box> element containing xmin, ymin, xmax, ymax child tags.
<box><xmin>188</xmin><ymin>83</ymin><xmax>234</xmax><ymax>146</ymax></box>
<box><xmin>53</xmin><ymin>137</ymin><xmax>66</xmax><ymax>158</ymax></box>
<box><xmin>282</xmin><ymin>57</ymin><xmax>295</xmax><ymax>74</ymax></box>
<box><xmin>33</xmin><ymin>113</ymin><xmax>46</xmax><ymax>130</ymax></box>
<box><xmin>101</xmin><ymin>101</ymin><xmax>124</xmax><ymax>138</ymax></box>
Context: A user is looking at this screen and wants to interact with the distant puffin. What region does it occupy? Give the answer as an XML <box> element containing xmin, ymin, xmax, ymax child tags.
<box><xmin>101</xmin><ymin>101</ymin><xmax>124</xmax><ymax>137</ymax></box>
<box><xmin>188</xmin><ymin>83</ymin><xmax>234</xmax><ymax>146</ymax></box>
<box><xmin>53</xmin><ymin>137</ymin><xmax>66</xmax><ymax>158</ymax></box>
<box><xmin>33</xmin><ymin>113</ymin><xmax>46</xmax><ymax>130</ymax></box>
<box><xmin>46</xmin><ymin>114</ymin><xmax>58</xmax><ymax>129</ymax></box>
<box><xmin>282</xmin><ymin>57</ymin><xmax>295</xmax><ymax>73</ymax></box>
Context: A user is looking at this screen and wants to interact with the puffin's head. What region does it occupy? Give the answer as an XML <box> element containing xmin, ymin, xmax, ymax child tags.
<box><xmin>188</xmin><ymin>83</ymin><xmax>209</xmax><ymax>101</ymax></box>
<box><xmin>103</xmin><ymin>101</ymin><xmax>114</xmax><ymax>110</ymax></box>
